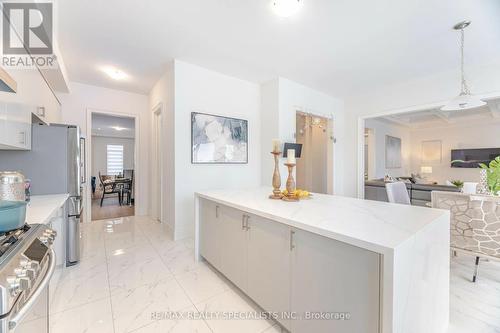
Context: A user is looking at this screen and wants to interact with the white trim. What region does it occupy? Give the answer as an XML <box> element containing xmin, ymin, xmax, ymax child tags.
<box><xmin>151</xmin><ymin>102</ymin><xmax>164</xmax><ymax>224</ymax></box>
<box><xmin>85</xmin><ymin>108</ymin><xmax>140</xmax><ymax>222</ymax></box>
<box><xmin>355</xmin><ymin>90</ymin><xmax>500</xmax><ymax>199</ymax></box>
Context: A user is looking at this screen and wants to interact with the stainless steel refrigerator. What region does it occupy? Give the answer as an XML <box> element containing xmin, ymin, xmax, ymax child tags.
<box><xmin>0</xmin><ymin>123</ymin><xmax>84</xmax><ymax>265</ymax></box>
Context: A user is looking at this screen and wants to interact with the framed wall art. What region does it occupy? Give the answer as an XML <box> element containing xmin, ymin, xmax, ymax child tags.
<box><xmin>191</xmin><ymin>112</ymin><xmax>248</xmax><ymax>164</ymax></box>
<box><xmin>385</xmin><ymin>135</ymin><xmax>402</xmax><ymax>168</ymax></box>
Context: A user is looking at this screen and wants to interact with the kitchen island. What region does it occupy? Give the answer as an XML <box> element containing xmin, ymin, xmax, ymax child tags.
<box><xmin>194</xmin><ymin>188</ymin><xmax>450</xmax><ymax>333</ymax></box>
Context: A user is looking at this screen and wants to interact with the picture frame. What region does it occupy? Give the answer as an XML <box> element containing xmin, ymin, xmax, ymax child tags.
<box><xmin>421</xmin><ymin>140</ymin><xmax>442</xmax><ymax>164</ymax></box>
<box><xmin>385</xmin><ymin>135</ymin><xmax>402</xmax><ymax>169</ymax></box>
<box><xmin>191</xmin><ymin>112</ymin><xmax>248</xmax><ymax>164</ymax></box>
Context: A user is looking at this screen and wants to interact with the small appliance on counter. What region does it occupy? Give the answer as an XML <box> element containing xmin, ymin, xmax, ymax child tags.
<box><xmin>0</xmin><ymin>171</ymin><xmax>26</xmax><ymax>202</ymax></box>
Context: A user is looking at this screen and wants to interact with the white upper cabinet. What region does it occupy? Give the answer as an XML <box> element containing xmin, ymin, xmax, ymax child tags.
<box><xmin>0</xmin><ymin>101</ymin><xmax>33</xmax><ymax>150</ymax></box>
<box><xmin>0</xmin><ymin>67</ymin><xmax>61</xmax><ymax>150</ymax></box>
<box><xmin>0</xmin><ymin>12</ymin><xmax>62</xmax><ymax>150</ymax></box>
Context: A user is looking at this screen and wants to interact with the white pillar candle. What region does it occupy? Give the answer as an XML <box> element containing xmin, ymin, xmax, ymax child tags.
<box><xmin>287</xmin><ymin>149</ymin><xmax>296</xmax><ymax>164</ymax></box>
<box><xmin>272</xmin><ymin>139</ymin><xmax>281</xmax><ymax>153</ymax></box>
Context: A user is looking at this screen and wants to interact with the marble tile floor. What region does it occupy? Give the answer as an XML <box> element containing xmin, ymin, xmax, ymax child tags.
<box><xmin>47</xmin><ymin>216</ymin><xmax>500</xmax><ymax>333</ymax></box>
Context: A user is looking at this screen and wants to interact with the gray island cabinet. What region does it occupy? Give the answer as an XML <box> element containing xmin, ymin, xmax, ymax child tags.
<box><xmin>195</xmin><ymin>188</ymin><xmax>450</xmax><ymax>333</ymax></box>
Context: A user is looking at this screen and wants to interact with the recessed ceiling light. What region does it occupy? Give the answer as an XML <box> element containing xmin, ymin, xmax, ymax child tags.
<box><xmin>101</xmin><ymin>66</ymin><xmax>128</xmax><ymax>80</ymax></box>
<box><xmin>271</xmin><ymin>0</ymin><xmax>303</xmax><ymax>18</ymax></box>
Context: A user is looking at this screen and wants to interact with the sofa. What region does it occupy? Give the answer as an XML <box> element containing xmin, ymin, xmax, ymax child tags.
<box><xmin>365</xmin><ymin>179</ymin><xmax>461</xmax><ymax>207</ymax></box>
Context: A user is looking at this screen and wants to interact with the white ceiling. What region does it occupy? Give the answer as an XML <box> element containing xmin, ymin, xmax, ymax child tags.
<box><xmin>91</xmin><ymin>113</ymin><xmax>135</xmax><ymax>138</ymax></box>
<box><xmin>58</xmin><ymin>0</ymin><xmax>500</xmax><ymax>97</ymax></box>
<box><xmin>378</xmin><ymin>100</ymin><xmax>500</xmax><ymax>129</ymax></box>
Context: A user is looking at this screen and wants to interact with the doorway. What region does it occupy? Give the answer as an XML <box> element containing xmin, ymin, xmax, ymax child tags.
<box><xmin>295</xmin><ymin>112</ymin><xmax>334</xmax><ymax>194</ymax></box>
<box><xmin>90</xmin><ymin>112</ymin><xmax>136</xmax><ymax>221</ymax></box>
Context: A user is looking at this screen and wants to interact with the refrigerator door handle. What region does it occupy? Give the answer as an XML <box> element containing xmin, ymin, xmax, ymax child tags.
<box><xmin>66</xmin><ymin>214</ymin><xmax>81</xmax><ymax>266</ymax></box>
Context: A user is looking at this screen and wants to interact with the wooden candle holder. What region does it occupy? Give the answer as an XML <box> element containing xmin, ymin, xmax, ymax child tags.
<box><xmin>283</xmin><ymin>163</ymin><xmax>299</xmax><ymax>201</ymax></box>
<box><xmin>269</xmin><ymin>151</ymin><xmax>283</xmax><ymax>199</ymax></box>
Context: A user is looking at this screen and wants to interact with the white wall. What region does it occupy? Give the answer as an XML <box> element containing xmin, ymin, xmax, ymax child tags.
<box><xmin>408</xmin><ymin>119</ymin><xmax>500</xmax><ymax>184</ymax></box>
<box><xmin>57</xmin><ymin>82</ymin><xmax>149</xmax><ymax>217</ymax></box>
<box><xmin>364</xmin><ymin>118</ymin><xmax>411</xmax><ymax>179</ymax></box>
<box><xmin>149</xmin><ymin>61</ymin><xmax>261</xmax><ymax>240</ymax></box>
<box><xmin>260</xmin><ymin>79</ymin><xmax>280</xmax><ymax>185</ymax></box>
<box><xmin>149</xmin><ymin>63</ymin><xmax>175</xmax><ymax>231</ymax></box>
<box><xmin>344</xmin><ymin>61</ymin><xmax>500</xmax><ymax>197</ymax></box>
<box><xmin>173</xmin><ymin>60</ymin><xmax>261</xmax><ymax>239</ymax></box>
<box><xmin>91</xmin><ymin>136</ymin><xmax>135</xmax><ymax>177</ymax></box>
<box><xmin>260</xmin><ymin>77</ymin><xmax>345</xmax><ymax>195</ymax></box>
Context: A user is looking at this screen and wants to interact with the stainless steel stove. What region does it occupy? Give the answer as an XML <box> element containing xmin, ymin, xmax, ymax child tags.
<box><xmin>0</xmin><ymin>224</ymin><xmax>56</xmax><ymax>333</ymax></box>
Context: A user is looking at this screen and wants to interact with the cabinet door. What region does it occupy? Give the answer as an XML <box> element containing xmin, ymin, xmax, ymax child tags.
<box><xmin>199</xmin><ymin>199</ymin><xmax>221</xmax><ymax>268</ymax></box>
<box><xmin>219</xmin><ymin>205</ymin><xmax>248</xmax><ymax>292</ymax></box>
<box><xmin>247</xmin><ymin>215</ymin><xmax>291</xmax><ymax>330</ymax></box>
<box><xmin>291</xmin><ymin>229</ymin><xmax>380</xmax><ymax>333</ymax></box>
<box><xmin>2</xmin><ymin>102</ymin><xmax>32</xmax><ymax>150</ymax></box>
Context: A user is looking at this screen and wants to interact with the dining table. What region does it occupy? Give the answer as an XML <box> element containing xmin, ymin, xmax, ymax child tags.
<box><xmin>103</xmin><ymin>177</ymin><xmax>132</xmax><ymax>205</ymax></box>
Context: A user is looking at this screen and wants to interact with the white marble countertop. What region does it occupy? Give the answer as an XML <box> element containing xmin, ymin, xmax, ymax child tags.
<box><xmin>26</xmin><ymin>194</ymin><xmax>69</xmax><ymax>225</ymax></box>
<box><xmin>196</xmin><ymin>187</ymin><xmax>449</xmax><ymax>254</ymax></box>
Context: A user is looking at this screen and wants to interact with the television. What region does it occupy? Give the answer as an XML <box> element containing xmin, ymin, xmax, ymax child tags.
<box><xmin>451</xmin><ymin>148</ymin><xmax>500</xmax><ymax>168</ymax></box>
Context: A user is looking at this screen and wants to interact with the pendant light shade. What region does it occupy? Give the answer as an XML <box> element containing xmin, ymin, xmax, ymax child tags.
<box><xmin>441</xmin><ymin>93</ymin><xmax>486</xmax><ymax>111</ymax></box>
<box><xmin>441</xmin><ymin>21</ymin><xmax>485</xmax><ymax>112</ymax></box>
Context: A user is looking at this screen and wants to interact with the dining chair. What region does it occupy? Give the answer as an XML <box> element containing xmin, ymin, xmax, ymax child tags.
<box><xmin>385</xmin><ymin>182</ymin><xmax>411</xmax><ymax>205</ymax></box>
<box><xmin>122</xmin><ymin>169</ymin><xmax>134</xmax><ymax>206</ymax></box>
<box><xmin>432</xmin><ymin>191</ymin><xmax>500</xmax><ymax>283</ymax></box>
<box><xmin>98</xmin><ymin>172</ymin><xmax>121</xmax><ymax>206</ymax></box>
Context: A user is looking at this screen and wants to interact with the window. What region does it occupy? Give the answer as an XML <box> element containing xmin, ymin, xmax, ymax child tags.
<box><xmin>107</xmin><ymin>144</ymin><xmax>124</xmax><ymax>175</ymax></box>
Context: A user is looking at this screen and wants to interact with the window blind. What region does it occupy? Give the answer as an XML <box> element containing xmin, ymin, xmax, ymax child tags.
<box><xmin>107</xmin><ymin>144</ymin><xmax>124</xmax><ymax>175</ymax></box>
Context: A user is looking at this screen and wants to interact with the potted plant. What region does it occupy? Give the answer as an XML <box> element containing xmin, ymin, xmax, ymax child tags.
<box><xmin>479</xmin><ymin>156</ymin><xmax>500</xmax><ymax>196</ymax></box>
<box><xmin>450</xmin><ymin>180</ymin><xmax>464</xmax><ymax>190</ymax></box>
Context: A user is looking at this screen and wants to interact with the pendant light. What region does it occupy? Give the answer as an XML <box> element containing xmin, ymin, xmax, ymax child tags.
<box><xmin>441</xmin><ymin>21</ymin><xmax>486</xmax><ymax>111</ymax></box>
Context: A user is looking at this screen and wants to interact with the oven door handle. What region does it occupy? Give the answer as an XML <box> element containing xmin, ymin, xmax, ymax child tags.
<box><xmin>8</xmin><ymin>248</ymin><xmax>56</xmax><ymax>330</ymax></box>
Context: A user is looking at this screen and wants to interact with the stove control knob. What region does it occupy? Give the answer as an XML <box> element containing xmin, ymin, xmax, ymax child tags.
<box><xmin>18</xmin><ymin>277</ymin><xmax>30</xmax><ymax>291</ymax></box>
<box><xmin>44</xmin><ymin>229</ymin><xmax>57</xmax><ymax>238</ymax></box>
<box><xmin>25</xmin><ymin>268</ymin><xmax>36</xmax><ymax>279</ymax></box>
<box><xmin>43</xmin><ymin>233</ymin><xmax>55</xmax><ymax>242</ymax></box>
<box><xmin>39</xmin><ymin>236</ymin><xmax>51</xmax><ymax>245</ymax></box>
<box><xmin>6</xmin><ymin>276</ymin><xmax>20</xmax><ymax>296</ymax></box>
<box><xmin>29</xmin><ymin>261</ymin><xmax>40</xmax><ymax>272</ymax></box>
